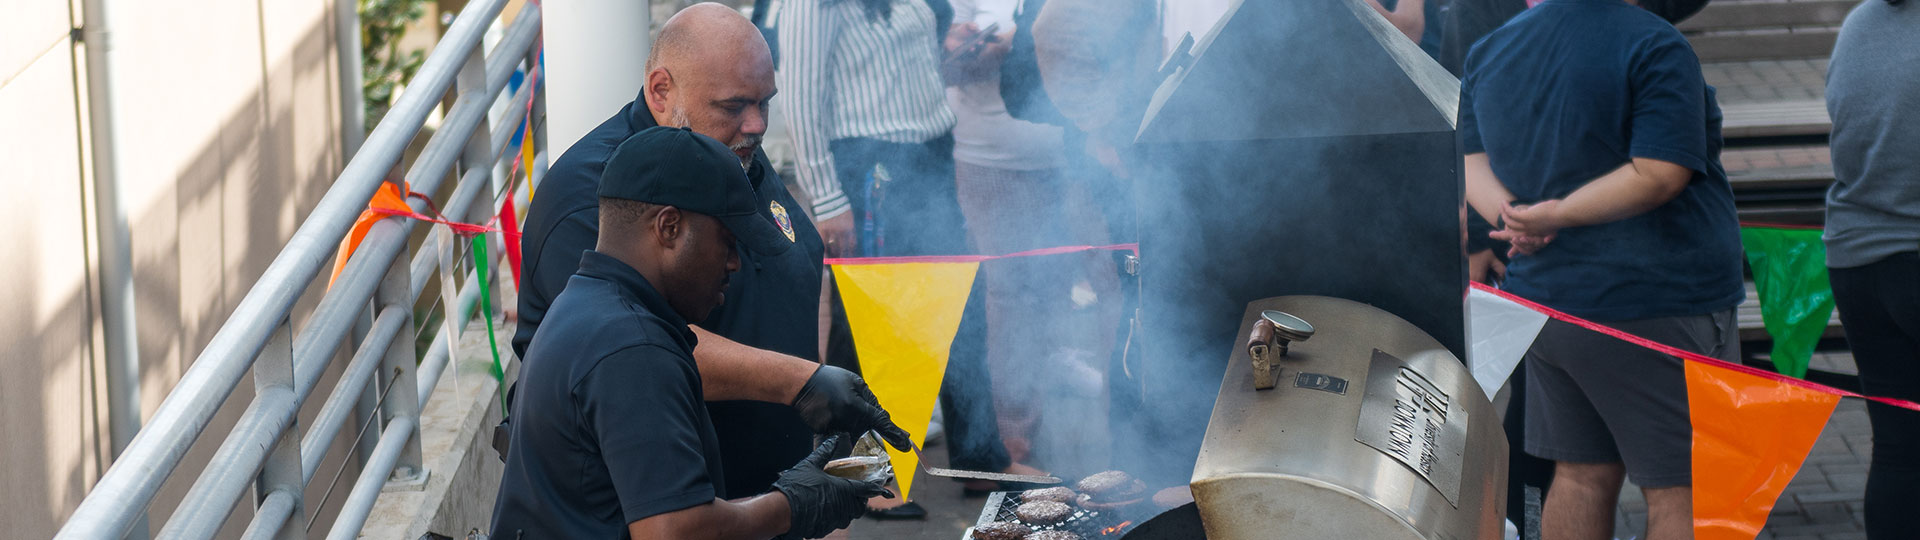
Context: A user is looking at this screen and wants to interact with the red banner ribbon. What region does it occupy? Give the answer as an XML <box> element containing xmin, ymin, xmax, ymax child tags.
<box><xmin>1470</xmin><ymin>281</ymin><xmax>1920</xmax><ymax>412</ymax></box>
<box><xmin>824</xmin><ymin>243</ymin><xmax>1139</xmax><ymax>266</ymax></box>
<box><xmin>368</xmin><ymin>204</ymin><xmax>497</xmax><ymax>236</ymax></box>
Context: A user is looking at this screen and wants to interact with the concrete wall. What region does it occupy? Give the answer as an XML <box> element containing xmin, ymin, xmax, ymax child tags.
<box><xmin>0</xmin><ymin>0</ymin><xmax>357</xmax><ymax>536</ymax></box>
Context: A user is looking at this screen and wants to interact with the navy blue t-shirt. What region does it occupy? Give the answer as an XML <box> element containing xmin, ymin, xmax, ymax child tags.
<box><xmin>515</xmin><ymin>98</ymin><xmax>825</xmax><ymax>499</ymax></box>
<box><xmin>491</xmin><ymin>251</ymin><xmax>726</xmax><ymax>538</ymax></box>
<box><xmin>1459</xmin><ymin>0</ymin><xmax>1743</xmax><ymax>320</ymax></box>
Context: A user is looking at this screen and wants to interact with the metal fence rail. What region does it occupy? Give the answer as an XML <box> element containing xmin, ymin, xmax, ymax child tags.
<box><xmin>54</xmin><ymin>0</ymin><xmax>544</xmax><ymax>538</ymax></box>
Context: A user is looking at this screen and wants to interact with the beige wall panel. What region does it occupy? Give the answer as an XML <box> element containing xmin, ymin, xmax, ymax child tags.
<box><xmin>127</xmin><ymin>0</ymin><xmax>265</xmax><ymax>525</ymax></box>
<box><xmin>0</xmin><ymin>0</ymin><xmax>72</xmax><ymax>81</ymax></box>
<box><xmin>0</xmin><ymin>0</ymin><xmax>344</xmax><ymax>535</ymax></box>
<box><xmin>91</xmin><ymin>0</ymin><xmax>338</xmax><ymax>535</ymax></box>
<box><xmin>0</xmin><ymin>40</ymin><xmax>103</xmax><ymax>539</ymax></box>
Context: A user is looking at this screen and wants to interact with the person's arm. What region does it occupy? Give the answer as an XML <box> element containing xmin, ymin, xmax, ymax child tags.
<box><xmin>1501</xmin><ymin>37</ymin><xmax>1710</xmax><ymax>239</ymax></box>
<box><xmin>691</xmin><ymin>327</ymin><xmax>914</xmax><ymax>450</ymax></box>
<box><xmin>588</xmin><ymin>346</ymin><xmax>784</xmax><ymax>539</ymax></box>
<box><xmin>1464</xmin><ymin>152</ymin><xmax>1516</xmax><ymax>226</ymax></box>
<box><xmin>1498</xmin><ymin>158</ymin><xmax>1693</xmax><ymax>236</ymax></box>
<box><xmin>690</xmin><ymin>326</ymin><xmax>816</xmax><ymax>403</ymax></box>
<box><xmin>627</xmin><ymin>492</ymin><xmax>791</xmax><ymax>540</ymax></box>
<box><xmin>775</xmin><ymin>0</ymin><xmax>852</xmax><ymax>249</ymax></box>
<box><xmin>1457</xmin><ymin>68</ymin><xmax>1553</xmax><ymax>257</ymax></box>
<box><xmin>1364</xmin><ymin>0</ymin><xmax>1426</xmax><ymax>42</ymax></box>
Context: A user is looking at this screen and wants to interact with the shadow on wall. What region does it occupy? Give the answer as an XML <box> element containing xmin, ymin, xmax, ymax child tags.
<box><xmin>0</xmin><ymin>4</ymin><xmax>392</xmax><ymax>537</ymax></box>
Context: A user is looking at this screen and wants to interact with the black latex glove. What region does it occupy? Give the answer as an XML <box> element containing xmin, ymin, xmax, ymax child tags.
<box><xmin>790</xmin><ymin>366</ymin><xmax>914</xmax><ymax>451</ymax></box>
<box><xmin>773</xmin><ymin>436</ymin><xmax>892</xmax><ymax>539</ymax></box>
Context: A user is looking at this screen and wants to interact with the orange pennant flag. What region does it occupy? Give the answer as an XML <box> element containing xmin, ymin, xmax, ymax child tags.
<box><xmin>329</xmin><ymin>182</ymin><xmax>413</xmax><ymax>286</ymax></box>
<box><xmin>1688</xmin><ymin>361</ymin><xmax>1841</xmax><ymax>539</ymax></box>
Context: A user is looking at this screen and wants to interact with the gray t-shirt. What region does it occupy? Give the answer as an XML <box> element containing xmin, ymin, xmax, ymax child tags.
<box><xmin>1824</xmin><ymin>0</ymin><xmax>1920</xmax><ymax>268</ymax></box>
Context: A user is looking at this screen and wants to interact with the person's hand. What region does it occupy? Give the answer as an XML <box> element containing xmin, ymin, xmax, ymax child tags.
<box><xmin>942</xmin><ymin>24</ymin><xmax>1012</xmax><ymax>85</ymax></box>
<box><xmin>944</xmin><ymin>22</ymin><xmax>982</xmax><ymax>55</ymax></box>
<box><xmin>1500</xmin><ymin>200</ymin><xmax>1566</xmax><ymax>238</ymax></box>
<box><xmin>817</xmin><ymin>212</ymin><xmax>856</xmax><ymax>257</ymax></box>
<box><xmin>791</xmin><ymin>365</ymin><xmax>913</xmax><ymax>451</ymax></box>
<box><xmin>774</xmin><ymin>436</ymin><xmax>892</xmax><ymax>539</ymax></box>
<box><xmin>1489</xmin><ymin>200</ymin><xmax>1561</xmax><ymax>257</ymax></box>
<box><xmin>1468</xmin><ymin>248</ymin><xmax>1506</xmax><ymax>285</ymax></box>
<box><xmin>1489</xmin><ymin>228</ymin><xmax>1555</xmax><ymax>257</ymax></box>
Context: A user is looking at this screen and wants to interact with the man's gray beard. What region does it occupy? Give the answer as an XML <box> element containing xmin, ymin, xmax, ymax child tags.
<box><xmin>668</xmin><ymin>105</ymin><xmax>691</xmax><ymax>129</ymax></box>
<box><xmin>730</xmin><ymin>136</ymin><xmax>761</xmax><ymax>168</ymax></box>
<box><xmin>670</xmin><ymin>105</ymin><xmax>756</xmax><ymax>168</ymax></box>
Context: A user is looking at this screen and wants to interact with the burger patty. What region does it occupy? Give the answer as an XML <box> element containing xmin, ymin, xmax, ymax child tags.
<box><xmin>971</xmin><ymin>521</ymin><xmax>1031</xmax><ymax>540</ymax></box>
<box><xmin>1021</xmin><ymin>487</ymin><xmax>1077</xmax><ymax>504</ymax></box>
<box><xmin>1076</xmin><ymin>471</ymin><xmax>1146</xmax><ymax>502</ymax></box>
<box><xmin>1024</xmin><ymin>532</ymin><xmax>1084</xmax><ymax>540</ymax></box>
<box><xmin>1075</xmin><ymin>471</ymin><xmax>1133</xmax><ymax>494</ymax></box>
<box><xmin>1013</xmin><ymin>500</ymin><xmax>1074</xmax><ymax>525</ymax></box>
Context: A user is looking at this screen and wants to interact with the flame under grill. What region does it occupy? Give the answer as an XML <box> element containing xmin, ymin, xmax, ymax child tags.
<box><xmin>961</xmin><ymin>491</ymin><xmax>1149</xmax><ymax>539</ymax></box>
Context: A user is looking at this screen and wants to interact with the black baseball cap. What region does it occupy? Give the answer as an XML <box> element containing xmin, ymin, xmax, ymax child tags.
<box><xmin>599</xmin><ymin>126</ymin><xmax>792</xmax><ymax>256</ymax></box>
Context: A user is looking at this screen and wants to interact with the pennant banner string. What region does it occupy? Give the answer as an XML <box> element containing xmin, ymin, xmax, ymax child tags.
<box><xmin>1469</xmin><ymin>281</ymin><xmax>1920</xmax><ymax>412</ymax></box>
<box><xmin>824</xmin><ymin>243</ymin><xmax>1138</xmax><ymax>266</ymax></box>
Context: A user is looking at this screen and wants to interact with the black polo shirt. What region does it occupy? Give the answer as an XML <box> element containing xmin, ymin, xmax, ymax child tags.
<box><xmin>491</xmin><ymin>251</ymin><xmax>726</xmax><ymax>537</ymax></box>
<box><xmin>515</xmin><ymin>97</ymin><xmax>826</xmax><ymax>499</ymax></box>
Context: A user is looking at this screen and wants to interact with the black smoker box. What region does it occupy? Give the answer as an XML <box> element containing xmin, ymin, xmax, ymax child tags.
<box><xmin>1120</xmin><ymin>0</ymin><xmax>1470</xmax><ymax>484</ymax></box>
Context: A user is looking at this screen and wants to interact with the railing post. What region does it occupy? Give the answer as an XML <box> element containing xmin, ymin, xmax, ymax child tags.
<box><xmin>376</xmin><ymin>230</ymin><xmax>426</xmax><ymax>487</ymax></box>
<box><xmin>252</xmin><ymin>319</ymin><xmax>305</xmax><ymax>540</ymax></box>
<box><xmin>459</xmin><ymin>30</ymin><xmax>499</xmax><ymax>205</ymax></box>
<box><xmin>348</xmin><ymin>303</ymin><xmax>380</xmax><ymax>471</ymax></box>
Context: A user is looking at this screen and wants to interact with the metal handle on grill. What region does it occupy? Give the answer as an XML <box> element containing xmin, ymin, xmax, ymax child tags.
<box><xmin>1248</xmin><ymin>310</ymin><xmax>1314</xmax><ymax>390</ymax></box>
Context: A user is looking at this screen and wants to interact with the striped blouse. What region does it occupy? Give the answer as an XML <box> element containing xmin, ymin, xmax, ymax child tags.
<box><xmin>775</xmin><ymin>0</ymin><xmax>959</xmax><ymax>219</ymax></box>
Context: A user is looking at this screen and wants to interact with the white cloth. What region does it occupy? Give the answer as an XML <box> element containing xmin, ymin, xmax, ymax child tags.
<box><xmin>948</xmin><ymin>0</ymin><xmax>1065</xmax><ymax>171</ymax></box>
<box><xmin>776</xmin><ymin>0</ymin><xmax>959</xmax><ymax>219</ymax></box>
<box><xmin>1467</xmin><ymin>286</ymin><xmax>1550</xmax><ymax>401</ymax></box>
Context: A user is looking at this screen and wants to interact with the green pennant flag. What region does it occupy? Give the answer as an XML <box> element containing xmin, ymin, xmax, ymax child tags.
<box><xmin>471</xmin><ymin>234</ymin><xmax>508</xmax><ymax>408</ymax></box>
<box><xmin>1739</xmin><ymin>226</ymin><xmax>1835</xmax><ymax>379</ymax></box>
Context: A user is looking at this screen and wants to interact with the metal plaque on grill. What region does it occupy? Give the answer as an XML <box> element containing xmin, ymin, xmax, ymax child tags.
<box><xmin>1356</xmin><ymin>349</ymin><xmax>1469</xmax><ymax>507</ymax></box>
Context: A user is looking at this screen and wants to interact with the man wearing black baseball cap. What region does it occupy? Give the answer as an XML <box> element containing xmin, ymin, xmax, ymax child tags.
<box><xmin>492</xmin><ymin>127</ymin><xmax>887</xmax><ymax>539</ymax></box>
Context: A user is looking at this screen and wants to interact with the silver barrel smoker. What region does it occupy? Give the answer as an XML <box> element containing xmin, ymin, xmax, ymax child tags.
<box><xmin>1171</xmin><ymin>296</ymin><xmax>1507</xmax><ymax>540</ymax></box>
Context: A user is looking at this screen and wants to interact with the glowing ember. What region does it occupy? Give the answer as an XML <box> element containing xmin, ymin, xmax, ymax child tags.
<box><xmin>1100</xmin><ymin>520</ymin><xmax>1135</xmax><ymax>535</ymax></box>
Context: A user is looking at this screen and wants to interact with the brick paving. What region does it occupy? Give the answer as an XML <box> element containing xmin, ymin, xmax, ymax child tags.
<box><xmin>1705</xmin><ymin>60</ymin><xmax>1829</xmax><ymax>106</ymax></box>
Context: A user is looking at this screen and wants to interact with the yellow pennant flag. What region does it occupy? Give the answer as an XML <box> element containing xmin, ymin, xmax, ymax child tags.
<box><xmin>832</xmin><ymin>262</ymin><xmax>979</xmax><ymax>498</ymax></box>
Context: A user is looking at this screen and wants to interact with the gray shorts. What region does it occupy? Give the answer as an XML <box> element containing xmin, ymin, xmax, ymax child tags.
<box><xmin>1523</xmin><ymin>309</ymin><xmax>1737</xmax><ymax>488</ymax></box>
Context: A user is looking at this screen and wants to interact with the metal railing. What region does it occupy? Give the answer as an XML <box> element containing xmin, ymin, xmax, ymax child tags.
<box><xmin>55</xmin><ymin>0</ymin><xmax>543</xmax><ymax>537</ymax></box>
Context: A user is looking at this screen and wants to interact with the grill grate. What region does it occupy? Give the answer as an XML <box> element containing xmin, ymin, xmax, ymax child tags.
<box><xmin>960</xmin><ymin>491</ymin><xmax>1148</xmax><ymax>540</ymax></box>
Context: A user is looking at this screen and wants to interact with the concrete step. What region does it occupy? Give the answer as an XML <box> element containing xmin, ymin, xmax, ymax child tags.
<box><xmin>1691</xmin><ymin>26</ymin><xmax>1841</xmax><ymax>63</ymax></box>
<box><xmin>1722</xmin><ymin>98</ymin><xmax>1832</xmax><ymax>139</ymax></box>
<box><xmin>1679</xmin><ymin>0</ymin><xmax>1855</xmax><ymax>32</ymax></box>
